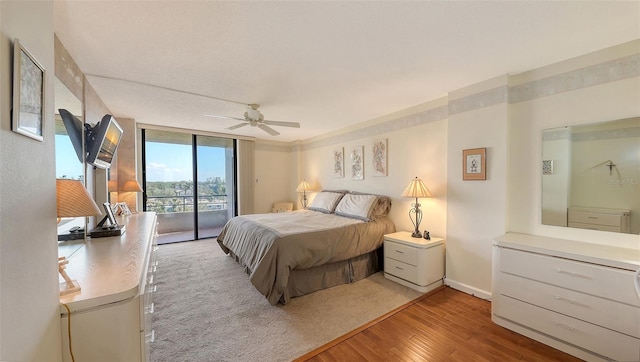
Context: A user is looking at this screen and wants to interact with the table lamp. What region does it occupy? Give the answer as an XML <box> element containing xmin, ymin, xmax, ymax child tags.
<box><xmin>296</xmin><ymin>180</ymin><xmax>312</xmax><ymax>208</ymax></box>
<box><xmin>402</xmin><ymin>176</ymin><xmax>432</xmax><ymax>238</ymax></box>
<box><xmin>119</xmin><ymin>179</ymin><xmax>143</xmax><ymax>214</ymax></box>
<box><xmin>56</xmin><ymin>179</ymin><xmax>102</xmax><ymax>295</ymax></box>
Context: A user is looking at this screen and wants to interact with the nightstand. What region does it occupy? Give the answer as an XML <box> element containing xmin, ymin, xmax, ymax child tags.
<box><xmin>383</xmin><ymin>231</ymin><xmax>445</xmax><ymax>293</ymax></box>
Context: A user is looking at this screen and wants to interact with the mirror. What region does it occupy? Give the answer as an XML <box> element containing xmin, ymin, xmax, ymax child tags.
<box><xmin>542</xmin><ymin>117</ymin><xmax>640</xmax><ymax>234</ymax></box>
<box><xmin>55</xmin><ymin>77</ymin><xmax>86</xmax><ymax>243</ymax></box>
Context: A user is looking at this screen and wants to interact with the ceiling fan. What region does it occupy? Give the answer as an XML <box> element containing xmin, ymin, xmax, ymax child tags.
<box><xmin>204</xmin><ymin>104</ymin><xmax>300</xmax><ymax>136</ymax></box>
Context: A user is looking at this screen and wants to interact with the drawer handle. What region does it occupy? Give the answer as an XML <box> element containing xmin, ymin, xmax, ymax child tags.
<box><xmin>634</xmin><ymin>268</ymin><xmax>640</xmax><ymax>299</ymax></box>
<box><xmin>555</xmin><ymin>268</ymin><xmax>591</xmax><ymax>279</ymax></box>
<box><xmin>587</xmin><ymin>216</ymin><xmax>599</xmax><ymax>219</ymax></box>
<box><xmin>395</xmin><ymin>266</ymin><xmax>404</xmax><ymax>271</ymax></box>
<box><xmin>395</xmin><ymin>250</ymin><xmax>404</xmax><ymax>254</ymax></box>
<box><xmin>554</xmin><ymin>295</ymin><xmax>588</xmax><ymax>307</ymax></box>
<box><xmin>553</xmin><ymin>321</ymin><xmax>575</xmax><ymax>331</ymax></box>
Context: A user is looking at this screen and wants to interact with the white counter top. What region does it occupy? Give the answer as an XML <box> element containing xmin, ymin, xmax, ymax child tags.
<box><xmin>60</xmin><ymin>212</ymin><xmax>157</xmax><ymax>313</ymax></box>
<box><xmin>495</xmin><ymin>232</ymin><xmax>640</xmax><ymax>271</ymax></box>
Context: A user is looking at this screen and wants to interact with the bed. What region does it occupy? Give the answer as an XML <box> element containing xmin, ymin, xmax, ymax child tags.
<box><xmin>217</xmin><ymin>191</ymin><xmax>395</xmax><ymax>305</ymax></box>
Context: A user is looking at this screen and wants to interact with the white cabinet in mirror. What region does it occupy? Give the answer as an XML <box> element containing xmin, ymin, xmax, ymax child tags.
<box><xmin>541</xmin><ymin>117</ymin><xmax>640</xmax><ymax>235</ymax></box>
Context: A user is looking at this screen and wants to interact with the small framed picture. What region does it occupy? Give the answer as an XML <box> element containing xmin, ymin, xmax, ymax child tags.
<box><xmin>351</xmin><ymin>146</ymin><xmax>364</xmax><ymax>180</ymax></box>
<box><xmin>333</xmin><ymin>147</ymin><xmax>344</xmax><ymax>178</ymax></box>
<box><xmin>12</xmin><ymin>39</ymin><xmax>46</xmax><ymax>142</ymax></box>
<box><xmin>542</xmin><ymin>160</ymin><xmax>554</xmax><ymax>175</ymax></box>
<box><xmin>463</xmin><ymin>148</ymin><xmax>486</xmax><ymax>180</ymax></box>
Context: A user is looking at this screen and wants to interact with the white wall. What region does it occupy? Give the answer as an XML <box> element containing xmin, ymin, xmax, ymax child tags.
<box><xmin>445</xmin><ymin>76</ymin><xmax>509</xmax><ymax>298</ymax></box>
<box><xmin>293</xmin><ymin>99</ymin><xmax>449</xmax><ymax>238</ymax></box>
<box><xmin>254</xmin><ymin>142</ymin><xmax>294</xmax><ymax>214</ymax></box>
<box><xmin>0</xmin><ymin>1</ymin><xmax>62</xmax><ymax>361</ymax></box>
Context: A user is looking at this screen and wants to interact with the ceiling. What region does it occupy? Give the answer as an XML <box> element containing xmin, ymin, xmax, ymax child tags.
<box><xmin>53</xmin><ymin>1</ymin><xmax>640</xmax><ymax>142</ymax></box>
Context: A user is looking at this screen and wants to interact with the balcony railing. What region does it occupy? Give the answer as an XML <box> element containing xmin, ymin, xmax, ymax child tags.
<box><xmin>145</xmin><ymin>195</ymin><xmax>227</xmax><ymax>214</ymax></box>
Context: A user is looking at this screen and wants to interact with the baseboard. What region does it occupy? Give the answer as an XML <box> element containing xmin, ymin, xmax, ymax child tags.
<box><xmin>444</xmin><ymin>278</ymin><xmax>492</xmax><ymax>300</ymax></box>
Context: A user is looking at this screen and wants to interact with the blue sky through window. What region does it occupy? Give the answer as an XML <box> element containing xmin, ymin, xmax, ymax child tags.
<box><xmin>145</xmin><ymin>142</ymin><xmax>226</xmax><ymax>182</ymax></box>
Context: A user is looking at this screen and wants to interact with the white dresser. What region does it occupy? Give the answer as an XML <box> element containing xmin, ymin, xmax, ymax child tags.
<box><xmin>59</xmin><ymin>212</ymin><xmax>158</xmax><ymax>362</ymax></box>
<box><xmin>493</xmin><ymin>233</ymin><xmax>640</xmax><ymax>362</ymax></box>
<box><xmin>384</xmin><ymin>231</ymin><xmax>445</xmax><ymax>293</ymax></box>
<box><xmin>568</xmin><ymin>206</ymin><xmax>631</xmax><ymax>233</ymax></box>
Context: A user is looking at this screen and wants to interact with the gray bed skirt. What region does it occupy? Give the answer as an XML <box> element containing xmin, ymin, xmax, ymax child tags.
<box><xmin>228</xmin><ymin>248</ymin><xmax>382</xmax><ymax>304</ymax></box>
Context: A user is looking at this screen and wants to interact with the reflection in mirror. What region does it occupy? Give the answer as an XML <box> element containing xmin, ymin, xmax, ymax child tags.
<box><xmin>542</xmin><ymin>117</ymin><xmax>640</xmax><ymax>234</ymax></box>
<box><xmin>55</xmin><ymin>77</ymin><xmax>86</xmax><ymax>242</ymax></box>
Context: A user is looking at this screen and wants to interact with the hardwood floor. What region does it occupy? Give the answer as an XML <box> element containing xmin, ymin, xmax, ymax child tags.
<box><xmin>296</xmin><ymin>287</ymin><xmax>582</xmax><ymax>362</ymax></box>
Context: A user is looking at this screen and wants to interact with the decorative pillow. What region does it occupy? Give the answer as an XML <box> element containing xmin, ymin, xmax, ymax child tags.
<box><xmin>307</xmin><ymin>191</ymin><xmax>345</xmax><ymax>213</ymax></box>
<box><xmin>350</xmin><ymin>191</ymin><xmax>392</xmax><ymax>219</ymax></box>
<box><xmin>334</xmin><ymin>193</ymin><xmax>378</xmax><ymax>221</ymax></box>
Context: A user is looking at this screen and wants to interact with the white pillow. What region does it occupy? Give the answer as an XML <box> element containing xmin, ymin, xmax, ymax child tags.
<box><xmin>334</xmin><ymin>193</ymin><xmax>378</xmax><ymax>221</ymax></box>
<box><xmin>308</xmin><ymin>192</ymin><xmax>344</xmax><ymax>213</ymax></box>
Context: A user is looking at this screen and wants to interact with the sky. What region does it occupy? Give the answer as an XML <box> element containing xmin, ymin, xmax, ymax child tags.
<box><xmin>56</xmin><ymin>136</ymin><xmax>228</xmax><ymax>182</ymax></box>
<box><xmin>56</xmin><ymin>134</ymin><xmax>84</xmax><ymax>179</ymax></box>
<box><xmin>145</xmin><ymin>141</ymin><xmax>227</xmax><ymax>182</ymax></box>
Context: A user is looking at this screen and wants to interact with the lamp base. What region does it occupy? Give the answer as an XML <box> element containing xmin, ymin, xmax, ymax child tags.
<box><xmin>59</xmin><ymin>280</ymin><xmax>81</xmax><ymax>296</ymax></box>
<box><xmin>411</xmin><ymin>230</ymin><xmax>423</xmax><ymax>238</ymax></box>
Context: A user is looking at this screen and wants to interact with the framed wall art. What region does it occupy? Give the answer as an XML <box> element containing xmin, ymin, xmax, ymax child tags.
<box><xmin>351</xmin><ymin>146</ymin><xmax>364</xmax><ymax>180</ymax></box>
<box><xmin>333</xmin><ymin>147</ymin><xmax>344</xmax><ymax>178</ymax></box>
<box><xmin>462</xmin><ymin>148</ymin><xmax>486</xmax><ymax>180</ymax></box>
<box><xmin>372</xmin><ymin>138</ymin><xmax>387</xmax><ymax>177</ymax></box>
<box><xmin>12</xmin><ymin>39</ymin><xmax>46</xmax><ymax>142</ymax></box>
<box><xmin>542</xmin><ymin>160</ymin><xmax>554</xmax><ymax>175</ymax></box>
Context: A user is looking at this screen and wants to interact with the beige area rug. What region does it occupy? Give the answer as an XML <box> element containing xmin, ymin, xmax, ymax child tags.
<box><xmin>150</xmin><ymin>239</ymin><xmax>422</xmax><ymax>362</ymax></box>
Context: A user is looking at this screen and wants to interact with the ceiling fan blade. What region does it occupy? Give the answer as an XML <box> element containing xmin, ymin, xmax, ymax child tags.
<box><xmin>203</xmin><ymin>114</ymin><xmax>245</xmax><ymax>122</ymax></box>
<box><xmin>227</xmin><ymin>123</ymin><xmax>249</xmax><ymax>130</ymax></box>
<box><xmin>258</xmin><ymin>124</ymin><xmax>280</xmax><ymax>136</ymax></box>
<box><xmin>263</xmin><ymin>120</ymin><xmax>300</xmax><ymax>128</ymax></box>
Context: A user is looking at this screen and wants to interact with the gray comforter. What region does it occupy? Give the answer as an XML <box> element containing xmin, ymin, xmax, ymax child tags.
<box><xmin>217</xmin><ymin>210</ymin><xmax>395</xmax><ymax>305</ymax></box>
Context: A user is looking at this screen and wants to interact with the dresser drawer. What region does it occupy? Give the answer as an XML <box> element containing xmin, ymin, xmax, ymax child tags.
<box><xmin>385</xmin><ymin>257</ymin><xmax>418</xmax><ymax>283</ymax></box>
<box><xmin>385</xmin><ymin>240</ymin><xmax>418</xmax><ymax>265</ymax></box>
<box><xmin>568</xmin><ymin>222</ymin><xmax>622</xmax><ymax>232</ymax></box>
<box><xmin>500</xmin><ymin>248</ymin><xmax>640</xmax><ymax>307</ymax></box>
<box><xmin>496</xmin><ymin>294</ymin><xmax>640</xmax><ymax>362</ymax></box>
<box><xmin>498</xmin><ymin>272</ymin><xmax>640</xmax><ymax>338</ymax></box>
<box><xmin>568</xmin><ymin>210</ymin><xmax>624</xmax><ymax>227</ymax></box>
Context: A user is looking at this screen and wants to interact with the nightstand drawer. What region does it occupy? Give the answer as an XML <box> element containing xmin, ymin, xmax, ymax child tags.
<box><xmin>385</xmin><ymin>257</ymin><xmax>417</xmax><ymax>283</ymax></box>
<box><xmin>385</xmin><ymin>240</ymin><xmax>418</xmax><ymax>265</ymax></box>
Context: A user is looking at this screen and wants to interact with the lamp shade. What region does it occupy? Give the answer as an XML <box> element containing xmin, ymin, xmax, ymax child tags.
<box><xmin>121</xmin><ymin>179</ymin><xmax>143</xmax><ymax>192</ymax></box>
<box><xmin>108</xmin><ymin>180</ymin><xmax>118</xmax><ymax>193</ymax></box>
<box><xmin>296</xmin><ymin>180</ymin><xmax>312</xmax><ymax>192</ymax></box>
<box><xmin>402</xmin><ymin>177</ymin><xmax>432</xmax><ymax>198</ymax></box>
<box><xmin>56</xmin><ymin>179</ymin><xmax>102</xmax><ymax>218</ymax></box>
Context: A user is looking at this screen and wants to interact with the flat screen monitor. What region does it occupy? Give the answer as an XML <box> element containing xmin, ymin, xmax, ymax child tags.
<box><xmin>86</xmin><ymin>114</ymin><xmax>123</xmax><ymax>169</ymax></box>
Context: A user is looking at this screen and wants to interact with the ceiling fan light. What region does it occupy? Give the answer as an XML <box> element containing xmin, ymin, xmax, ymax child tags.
<box><xmin>246</xmin><ymin>108</ymin><xmax>262</xmax><ymax>121</ymax></box>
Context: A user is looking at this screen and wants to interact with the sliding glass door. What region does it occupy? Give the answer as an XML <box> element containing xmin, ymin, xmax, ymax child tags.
<box><xmin>142</xmin><ymin>129</ymin><xmax>236</xmax><ymax>244</ymax></box>
<box><xmin>195</xmin><ymin>136</ymin><xmax>235</xmax><ymax>239</ymax></box>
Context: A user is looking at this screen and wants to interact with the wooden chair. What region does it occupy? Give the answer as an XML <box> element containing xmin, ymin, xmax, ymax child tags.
<box><xmin>272</xmin><ymin>202</ymin><xmax>293</xmax><ymax>213</ymax></box>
